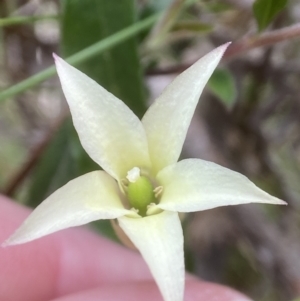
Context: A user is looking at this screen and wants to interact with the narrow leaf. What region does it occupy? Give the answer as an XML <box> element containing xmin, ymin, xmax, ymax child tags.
<box><xmin>172</xmin><ymin>21</ymin><xmax>213</xmax><ymax>33</ymax></box>
<box><xmin>61</xmin><ymin>0</ymin><xmax>147</xmax><ymax>117</ymax></box>
<box><xmin>253</xmin><ymin>0</ymin><xmax>288</xmax><ymax>31</ymax></box>
<box><xmin>208</xmin><ymin>68</ymin><xmax>237</xmax><ymax>109</ymax></box>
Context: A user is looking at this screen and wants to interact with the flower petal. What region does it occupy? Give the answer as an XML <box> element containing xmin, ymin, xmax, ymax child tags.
<box><xmin>3</xmin><ymin>171</ymin><xmax>134</xmax><ymax>246</ymax></box>
<box><xmin>118</xmin><ymin>211</ymin><xmax>184</xmax><ymax>301</ymax></box>
<box><xmin>155</xmin><ymin>159</ymin><xmax>286</xmax><ymax>212</ymax></box>
<box><xmin>54</xmin><ymin>55</ymin><xmax>151</xmax><ymax>180</ymax></box>
<box><xmin>142</xmin><ymin>43</ymin><xmax>230</xmax><ymax>174</ymax></box>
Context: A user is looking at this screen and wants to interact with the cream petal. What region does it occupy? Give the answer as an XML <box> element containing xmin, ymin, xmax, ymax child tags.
<box><xmin>54</xmin><ymin>55</ymin><xmax>151</xmax><ymax>180</ymax></box>
<box><xmin>142</xmin><ymin>43</ymin><xmax>230</xmax><ymax>174</ymax></box>
<box><xmin>118</xmin><ymin>211</ymin><xmax>184</xmax><ymax>301</ymax></box>
<box><xmin>3</xmin><ymin>171</ymin><xmax>134</xmax><ymax>246</ymax></box>
<box><xmin>155</xmin><ymin>159</ymin><xmax>286</xmax><ymax>212</ymax></box>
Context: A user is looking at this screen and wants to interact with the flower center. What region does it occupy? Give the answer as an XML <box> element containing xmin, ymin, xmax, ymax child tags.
<box><xmin>126</xmin><ymin>167</ymin><xmax>157</xmax><ymax>216</ymax></box>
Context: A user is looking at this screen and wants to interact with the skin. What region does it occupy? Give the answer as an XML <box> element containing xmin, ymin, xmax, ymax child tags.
<box><xmin>0</xmin><ymin>194</ymin><xmax>252</xmax><ymax>301</ymax></box>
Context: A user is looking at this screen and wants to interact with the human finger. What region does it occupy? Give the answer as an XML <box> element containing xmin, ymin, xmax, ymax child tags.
<box><xmin>0</xmin><ymin>195</ymin><xmax>151</xmax><ymax>301</ymax></box>
<box><xmin>49</xmin><ymin>280</ymin><xmax>252</xmax><ymax>301</ymax></box>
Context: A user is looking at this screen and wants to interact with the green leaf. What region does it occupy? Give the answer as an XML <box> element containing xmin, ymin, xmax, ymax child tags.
<box><xmin>208</xmin><ymin>68</ymin><xmax>237</xmax><ymax>109</ymax></box>
<box><xmin>61</xmin><ymin>0</ymin><xmax>147</xmax><ymax>117</ymax></box>
<box><xmin>172</xmin><ymin>21</ymin><xmax>213</xmax><ymax>33</ymax></box>
<box><xmin>205</xmin><ymin>2</ymin><xmax>233</xmax><ymax>13</ymax></box>
<box><xmin>253</xmin><ymin>0</ymin><xmax>288</xmax><ymax>31</ymax></box>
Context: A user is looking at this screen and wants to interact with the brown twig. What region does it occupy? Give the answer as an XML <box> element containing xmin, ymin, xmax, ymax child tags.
<box><xmin>3</xmin><ymin>112</ymin><xmax>68</xmax><ymax>196</ymax></box>
<box><xmin>146</xmin><ymin>23</ymin><xmax>300</xmax><ymax>75</ymax></box>
<box><xmin>225</xmin><ymin>23</ymin><xmax>300</xmax><ymax>57</ymax></box>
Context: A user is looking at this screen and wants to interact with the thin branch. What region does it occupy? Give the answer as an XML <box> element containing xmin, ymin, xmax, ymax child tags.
<box><xmin>146</xmin><ymin>23</ymin><xmax>300</xmax><ymax>75</ymax></box>
<box><xmin>225</xmin><ymin>23</ymin><xmax>300</xmax><ymax>58</ymax></box>
<box><xmin>146</xmin><ymin>0</ymin><xmax>185</xmax><ymax>50</ymax></box>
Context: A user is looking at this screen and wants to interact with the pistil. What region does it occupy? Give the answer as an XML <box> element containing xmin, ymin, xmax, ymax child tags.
<box><xmin>126</xmin><ymin>167</ymin><xmax>156</xmax><ymax>216</ymax></box>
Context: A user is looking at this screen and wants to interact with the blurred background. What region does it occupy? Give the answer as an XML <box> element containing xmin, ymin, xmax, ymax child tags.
<box><xmin>0</xmin><ymin>0</ymin><xmax>300</xmax><ymax>300</ymax></box>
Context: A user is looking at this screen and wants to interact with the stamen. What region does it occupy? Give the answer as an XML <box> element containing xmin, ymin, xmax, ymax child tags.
<box><xmin>154</xmin><ymin>186</ymin><xmax>163</xmax><ymax>198</ymax></box>
<box><xmin>130</xmin><ymin>207</ymin><xmax>139</xmax><ymax>214</ymax></box>
<box><xmin>126</xmin><ymin>167</ymin><xmax>140</xmax><ymax>183</ymax></box>
<box><xmin>147</xmin><ymin>203</ymin><xmax>163</xmax><ymax>216</ymax></box>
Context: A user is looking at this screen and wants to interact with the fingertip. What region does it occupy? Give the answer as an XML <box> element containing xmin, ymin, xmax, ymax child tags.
<box><xmin>49</xmin><ymin>280</ymin><xmax>252</xmax><ymax>301</ymax></box>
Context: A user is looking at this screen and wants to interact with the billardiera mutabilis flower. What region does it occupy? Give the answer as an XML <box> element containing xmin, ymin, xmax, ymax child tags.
<box><xmin>3</xmin><ymin>43</ymin><xmax>286</xmax><ymax>301</ymax></box>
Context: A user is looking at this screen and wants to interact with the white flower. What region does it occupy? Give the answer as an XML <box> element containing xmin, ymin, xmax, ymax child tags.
<box><xmin>3</xmin><ymin>43</ymin><xmax>286</xmax><ymax>301</ymax></box>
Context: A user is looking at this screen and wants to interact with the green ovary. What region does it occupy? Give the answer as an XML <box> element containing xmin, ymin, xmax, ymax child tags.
<box><xmin>127</xmin><ymin>176</ymin><xmax>156</xmax><ymax>216</ymax></box>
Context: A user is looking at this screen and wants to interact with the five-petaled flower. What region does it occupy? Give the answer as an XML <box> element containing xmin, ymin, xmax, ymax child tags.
<box><xmin>3</xmin><ymin>43</ymin><xmax>286</xmax><ymax>301</ymax></box>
